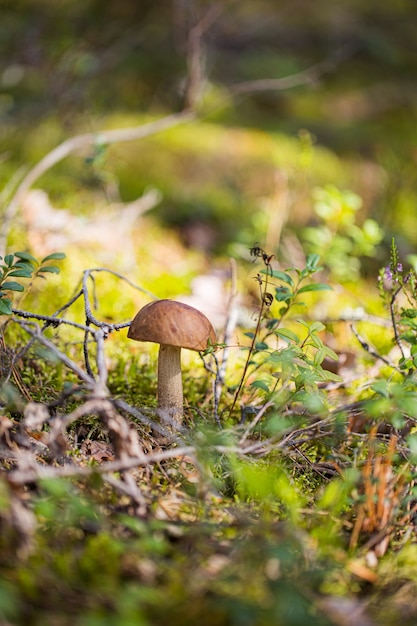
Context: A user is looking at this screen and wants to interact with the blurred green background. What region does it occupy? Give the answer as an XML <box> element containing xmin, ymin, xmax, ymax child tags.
<box><xmin>1</xmin><ymin>0</ymin><xmax>417</xmax><ymax>273</ymax></box>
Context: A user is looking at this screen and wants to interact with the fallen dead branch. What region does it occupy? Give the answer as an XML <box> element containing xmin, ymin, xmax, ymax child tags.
<box><xmin>5</xmin><ymin>446</ymin><xmax>196</xmax><ymax>485</ymax></box>
<box><xmin>3</xmin><ymin>407</ymin><xmax>342</xmax><ymax>487</ymax></box>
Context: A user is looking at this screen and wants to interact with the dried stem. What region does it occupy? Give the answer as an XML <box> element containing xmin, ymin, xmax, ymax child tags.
<box><xmin>226</xmin><ymin>255</ymin><xmax>273</xmax><ymax>418</ymax></box>
<box><xmin>350</xmin><ymin>324</ymin><xmax>400</xmax><ymax>371</ymax></box>
<box><xmin>389</xmin><ymin>282</ymin><xmax>406</xmax><ymax>360</ymax></box>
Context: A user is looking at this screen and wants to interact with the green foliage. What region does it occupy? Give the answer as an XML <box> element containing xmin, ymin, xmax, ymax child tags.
<box><xmin>0</xmin><ymin>251</ymin><xmax>65</xmax><ymax>315</ymax></box>
<box><xmin>232</xmin><ymin>456</ymin><xmax>306</xmax><ymax>524</ymax></box>
<box><xmin>0</xmin><ymin>470</ymin><xmax>342</xmax><ymax>626</ymax></box>
<box><xmin>377</xmin><ymin>238</ymin><xmax>417</xmax><ymax>376</ymax></box>
<box><xmin>229</xmin><ymin>247</ymin><xmax>340</xmax><ymax>416</ymax></box>
<box><xmin>302</xmin><ymin>185</ymin><xmax>383</xmax><ymax>281</ymax></box>
<box><xmin>3</xmin><ymin>240</ymin><xmax>417</xmax><ymax>626</ymax></box>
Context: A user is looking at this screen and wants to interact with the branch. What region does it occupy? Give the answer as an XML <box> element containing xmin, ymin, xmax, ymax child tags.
<box><xmin>183</xmin><ymin>3</ymin><xmax>223</xmax><ymax>109</ymax></box>
<box><xmin>350</xmin><ymin>324</ymin><xmax>399</xmax><ymax>370</ymax></box>
<box><xmin>11</xmin><ymin>268</ymin><xmax>157</xmax><ymax>333</ymax></box>
<box><xmin>12</xmin><ymin>308</ymin><xmax>94</xmax><ymax>333</ymax></box>
<box><xmin>0</xmin><ymin>110</ymin><xmax>195</xmax><ymax>257</ymax></box>
<box><xmin>6</xmin><ymin>445</ymin><xmax>197</xmax><ymax>485</ymax></box>
<box><xmin>16</xmin><ymin>320</ymin><xmax>95</xmax><ymax>388</ymax></box>
<box><xmin>230</xmin><ymin>42</ymin><xmax>357</xmax><ymax>96</ymax></box>
<box><xmin>5</xmin><ymin>419</ymin><xmax>334</xmax><ymax>485</ymax></box>
<box><xmin>4</xmin><ymin>440</ymin><xmax>254</xmax><ymax>486</ymax></box>
<box><xmin>114</xmin><ymin>398</ymin><xmax>183</xmax><ymax>441</ymax></box>
<box><xmin>81</xmin><ymin>268</ymin><xmax>157</xmax><ymax>331</ymax></box>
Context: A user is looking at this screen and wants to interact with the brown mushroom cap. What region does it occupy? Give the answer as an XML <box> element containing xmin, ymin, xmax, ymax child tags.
<box><xmin>128</xmin><ymin>299</ymin><xmax>216</xmax><ymax>351</ymax></box>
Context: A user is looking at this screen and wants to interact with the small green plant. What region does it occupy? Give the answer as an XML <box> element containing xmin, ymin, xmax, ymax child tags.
<box><xmin>0</xmin><ymin>251</ymin><xmax>65</xmax><ymax>315</ymax></box>
<box><xmin>302</xmin><ymin>184</ymin><xmax>383</xmax><ymax>281</ymax></box>
<box><xmin>377</xmin><ymin>238</ymin><xmax>417</xmax><ymax>374</ymax></box>
<box><xmin>229</xmin><ymin>247</ymin><xmax>340</xmax><ymax>417</ymax></box>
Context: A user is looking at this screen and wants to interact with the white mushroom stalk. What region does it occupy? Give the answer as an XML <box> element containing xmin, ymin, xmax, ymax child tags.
<box><xmin>127</xmin><ymin>300</ymin><xmax>216</xmax><ymax>428</ymax></box>
<box><xmin>157</xmin><ymin>344</ymin><xmax>183</xmax><ymax>424</ymax></box>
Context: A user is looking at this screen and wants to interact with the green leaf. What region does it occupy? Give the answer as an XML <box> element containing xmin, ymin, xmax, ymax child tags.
<box><xmin>309</xmin><ymin>321</ymin><xmax>326</xmax><ymax>333</ymax></box>
<box><xmin>38</xmin><ymin>266</ymin><xmax>61</xmax><ymax>274</ymax></box>
<box><xmin>250</xmin><ymin>379</ymin><xmax>270</xmax><ymax>392</ymax></box>
<box><xmin>261</xmin><ymin>268</ymin><xmax>294</xmax><ymax>287</ymax></box>
<box><xmin>407</xmin><ymin>433</ymin><xmax>417</xmax><ymax>462</ymax></box>
<box><xmin>297</xmin><ymin>319</ymin><xmax>326</xmax><ymax>333</ymax></box>
<box><xmin>318</xmin><ymin>369</ymin><xmax>343</xmax><ymax>383</ymax></box>
<box><xmin>266</xmin><ymin>318</ymin><xmax>278</xmax><ymax>330</ymax></box>
<box><xmin>323</xmin><ymin>346</ymin><xmax>339</xmax><ymax>361</ymax></box>
<box><xmin>41</xmin><ymin>252</ymin><xmax>66</xmax><ymax>262</ymax></box>
<box><xmin>275</xmin><ymin>287</ymin><xmax>292</xmax><ymax>302</ymax></box>
<box><xmin>313</xmin><ymin>347</ymin><xmax>327</xmax><ymax>366</ymax></box>
<box><xmin>8</xmin><ymin>269</ymin><xmax>33</xmax><ymax>278</ymax></box>
<box><xmin>306</xmin><ymin>253</ymin><xmax>321</xmax><ymax>271</ymax></box>
<box><xmin>308</xmin><ymin>334</ymin><xmax>324</xmax><ymax>350</ymax></box>
<box><xmin>4</xmin><ymin>254</ymin><xmax>14</xmax><ymax>267</ymax></box>
<box><xmin>370</xmin><ymin>381</ymin><xmax>390</xmax><ymax>398</ymax></box>
<box><xmin>14</xmin><ymin>251</ymin><xmax>37</xmax><ymax>264</ymax></box>
<box><xmin>298</xmin><ymin>283</ymin><xmax>332</xmax><ymax>294</ymax></box>
<box><xmin>1</xmin><ymin>281</ymin><xmax>24</xmax><ymax>292</ymax></box>
<box><xmin>275</xmin><ymin>328</ymin><xmax>300</xmax><ymax>343</ymax></box>
<box><xmin>0</xmin><ymin>298</ymin><xmax>12</xmax><ymax>314</ymax></box>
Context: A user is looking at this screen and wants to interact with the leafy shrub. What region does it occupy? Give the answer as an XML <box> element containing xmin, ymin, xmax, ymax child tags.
<box><xmin>302</xmin><ymin>185</ymin><xmax>383</xmax><ymax>281</ymax></box>
<box><xmin>0</xmin><ymin>251</ymin><xmax>65</xmax><ymax>315</ymax></box>
<box><xmin>228</xmin><ymin>247</ymin><xmax>340</xmax><ymax>417</ymax></box>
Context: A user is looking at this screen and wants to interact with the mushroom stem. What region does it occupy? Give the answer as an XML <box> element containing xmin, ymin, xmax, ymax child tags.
<box><xmin>157</xmin><ymin>344</ymin><xmax>183</xmax><ymax>426</ymax></box>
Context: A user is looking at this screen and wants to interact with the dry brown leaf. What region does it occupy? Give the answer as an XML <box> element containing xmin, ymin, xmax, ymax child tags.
<box><xmin>81</xmin><ymin>440</ymin><xmax>115</xmax><ymax>463</ymax></box>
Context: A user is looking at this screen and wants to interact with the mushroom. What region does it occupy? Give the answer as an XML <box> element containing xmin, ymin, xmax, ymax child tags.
<box><xmin>127</xmin><ymin>299</ymin><xmax>216</xmax><ymax>427</ymax></box>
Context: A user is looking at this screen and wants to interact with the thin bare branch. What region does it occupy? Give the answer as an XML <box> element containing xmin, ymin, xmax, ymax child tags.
<box><xmin>231</xmin><ymin>43</ymin><xmax>357</xmax><ymax>96</ymax></box>
<box><xmin>0</xmin><ymin>110</ymin><xmax>195</xmax><ymax>256</ymax></box>
<box><xmin>183</xmin><ymin>3</ymin><xmax>223</xmax><ymax>109</ymax></box>
<box><xmin>5</xmin><ymin>424</ymin><xmax>333</xmax><ymax>485</ymax></box>
<box><xmin>17</xmin><ymin>320</ymin><xmax>95</xmax><ymax>388</ymax></box>
<box><xmin>350</xmin><ymin>324</ymin><xmax>399</xmax><ymax>370</ymax></box>
<box><xmin>6</xmin><ymin>446</ymin><xmax>197</xmax><ymax>485</ymax></box>
<box><xmin>114</xmin><ymin>398</ymin><xmax>179</xmax><ymax>441</ymax></box>
<box><xmin>12</xmin><ymin>308</ymin><xmax>93</xmax><ymax>333</ymax></box>
<box><xmin>104</xmin><ymin>474</ymin><xmax>147</xmax><ymax>514</ymax></box>
<box><xmin>83</xmin><ymin>268</ymin><xmax>159</xmax><ymax>301</ymax></box>
<box><xmin>239</xmin><ymin>401</ymin><xmax>274</xmax><ymax>445</ymax></box>
<box><xmin>49</xmin><ymin>398</ymin><xmax>105</xmax><ymax>434</ymax></box>
<box><xmin>94</xmin><ymin>329</ymin><xmax>109</xmax><ymax>393</ymax></box>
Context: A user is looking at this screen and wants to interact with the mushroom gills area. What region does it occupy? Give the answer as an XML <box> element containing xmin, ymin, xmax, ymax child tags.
<box><xmin>157</xmin><ymin>343</ymin><xmax>183</xmax><ymax>425</ymax></box>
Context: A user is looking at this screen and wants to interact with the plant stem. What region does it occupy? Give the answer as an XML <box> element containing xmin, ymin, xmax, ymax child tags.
<box><xmin>226</xmin><ymin>264</ymin><xmax>272</xmax><ymax>418</ymax></box>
